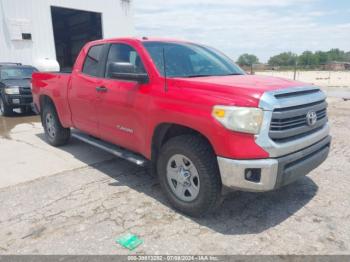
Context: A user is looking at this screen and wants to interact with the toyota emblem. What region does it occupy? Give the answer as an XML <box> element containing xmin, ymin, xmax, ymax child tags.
<box><xmin>306</xmin><ymin>111</ymin><xmax>317</xmax><ymax>126</ymax></box>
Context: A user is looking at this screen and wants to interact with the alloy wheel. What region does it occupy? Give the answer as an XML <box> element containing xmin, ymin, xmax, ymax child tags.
<box><xmin>45</xmin><ymin>113</ymin><xmax>56</xmax><ymax>138</ymax></box>
<box><xmin>166</xmin><ymin>154</ymin><xmax>200</xmax><ymax>202</ymax></box>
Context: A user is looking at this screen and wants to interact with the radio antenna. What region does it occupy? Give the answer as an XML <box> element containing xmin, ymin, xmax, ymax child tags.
<box><xmin>162</xmin><ymin>47</ymin><xmax>168</xmax><ymax>92</ymax></box>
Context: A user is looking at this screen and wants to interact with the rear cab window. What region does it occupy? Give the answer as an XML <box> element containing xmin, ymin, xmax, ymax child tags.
<box><xmin>82</xmin><ymin>45</ymin><xmax>104</xmax><ymax>77</ymax></box>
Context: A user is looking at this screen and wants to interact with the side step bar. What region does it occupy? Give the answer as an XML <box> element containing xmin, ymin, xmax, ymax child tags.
<box><xmin>71</xmin><ymin>130</ymin><xmax>148</xmax><ymax>167</ymax></box>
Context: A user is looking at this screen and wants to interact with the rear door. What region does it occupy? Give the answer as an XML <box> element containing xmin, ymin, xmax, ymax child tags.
<box><xmin>97</xmin><ymin>43</ymin><xmax>150</xmax><ymax>153</ymax></box>
<box><xmin>69</xmin><ymin>44</ymin><xmax>107</xmax><ymax>136</ymax></box>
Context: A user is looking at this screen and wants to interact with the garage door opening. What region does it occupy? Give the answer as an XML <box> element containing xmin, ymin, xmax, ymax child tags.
<box><xmin>51</xmin><ymin>6</ymin><xmax>103</xmax><ymax>71</ymax></box>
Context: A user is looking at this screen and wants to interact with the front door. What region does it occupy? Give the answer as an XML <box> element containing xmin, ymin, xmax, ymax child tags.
<box><xmin>97</xmin><ymin>43</ymin><xmax>150</xmax><ymax>153</ymax></box>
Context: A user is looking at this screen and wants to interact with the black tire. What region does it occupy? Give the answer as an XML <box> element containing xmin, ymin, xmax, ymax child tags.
<box><xmin>42</xmin><ymin>102</ymin><xmax>71</xmax><ymax>146</ymax></box>
<box><xmin>0</xmin><ymin>95</ymin><xmax>13</xmax><ymax>116</ymax></box>
<box><xmin>157</xmin><ymin>135</ymin><xmax>222</xmax><ymax>217</ymax></box>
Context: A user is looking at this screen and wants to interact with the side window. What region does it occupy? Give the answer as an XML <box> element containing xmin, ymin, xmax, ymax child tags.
<box><xmin>82</xmin><ymin>45</ymin><xmax>104</xmax><ymax>77</ymax></box>
<box><xmin>105</xmin><ymin>44</ymin><xmax>146</xmax><ymax>78</ymax></box>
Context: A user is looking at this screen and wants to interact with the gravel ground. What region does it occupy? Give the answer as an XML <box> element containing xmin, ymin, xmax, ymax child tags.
<box><xmin>0</xmin><ymin>96</ymin><xmax>349</xmax><ymax>255</ymax></box>
<box><xmin>256</xmin><ymin>71</ymin><xmax>350</xmax><ymax>88</ymax></box>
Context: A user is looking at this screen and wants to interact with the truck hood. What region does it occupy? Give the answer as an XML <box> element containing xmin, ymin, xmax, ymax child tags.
<box><xmin>173</xmin><ymin>75</ymin><xmax>310</xmax><ymax>107</ymax></box>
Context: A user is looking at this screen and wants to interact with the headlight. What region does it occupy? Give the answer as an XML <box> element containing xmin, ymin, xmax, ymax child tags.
<box><xmin>4</xmin><ymin>86</ymin><xmax>20</xmax><ymax>95</ymax></box>
<box><xmin>212</xmin><ymin>105</ymin><xmax>264</xmax><ymax>134</ymax></box>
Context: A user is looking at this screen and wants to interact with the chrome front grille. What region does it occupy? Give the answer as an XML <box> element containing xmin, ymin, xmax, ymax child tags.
<box><xmin>269</xmin><ymin>99</ymin><xmax>328</xmax><ymax>142</ymax></box>
<box><xmin>256</xmin><ymin>86</ymin><xmax>329</xmax><ymax>157</ymax></box>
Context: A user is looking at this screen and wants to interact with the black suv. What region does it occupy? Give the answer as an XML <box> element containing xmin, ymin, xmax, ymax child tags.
<box><xmin>0</xmin><ymin>63</ymin><xmax>38</xmax><ymax>116</ymax></box>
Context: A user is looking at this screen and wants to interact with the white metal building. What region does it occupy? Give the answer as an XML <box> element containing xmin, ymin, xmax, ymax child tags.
<box><xmin>0</xmin><ymin>0</ymin><xmax>134</xmax><ymax>71</ymax></box>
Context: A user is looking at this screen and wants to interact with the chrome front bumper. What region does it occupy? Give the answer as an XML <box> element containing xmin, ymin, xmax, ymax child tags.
<box><xmin>218</xmin><ymin>136</ymin><xmax>331</xmax><ymax>192</ymax></box>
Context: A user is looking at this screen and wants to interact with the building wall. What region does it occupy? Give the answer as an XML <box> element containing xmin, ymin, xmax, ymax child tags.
<box><xmin>324</xmin><ymin>63</ymin><xmax>345</xmax><ymax>71</ymax></box>
<box><xmin>0</xmin><ymin>0</ymin><xmax>134</xmax><ymax>67</ymax></box>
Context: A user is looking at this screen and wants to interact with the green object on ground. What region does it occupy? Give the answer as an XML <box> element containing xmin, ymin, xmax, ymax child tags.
<box><xmin>116</xmin><ymin>233</ymin><xmax>143</xmax><ymax>250</ymax></box>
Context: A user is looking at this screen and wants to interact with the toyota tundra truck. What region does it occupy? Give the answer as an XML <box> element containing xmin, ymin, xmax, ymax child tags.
<box><xmin>32</xmin><ymin>38</ymin><xmax>331</xmax><ymax>216</ymax></box>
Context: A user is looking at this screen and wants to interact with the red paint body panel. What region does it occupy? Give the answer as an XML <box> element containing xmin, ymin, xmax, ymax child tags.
<box><xmin>32</xmin><ymin>72</ymin><xmax>72</xmax><ymax>127</ymax></box>
<box><xmin>32</xmin><ymin>38</ymin><xmax>308</xmax><ymax>160</ymax></box>
<box><xmin>69</xmin><ymin>72</ymin><xmax>101</xmax><ymax>137</ymax></box>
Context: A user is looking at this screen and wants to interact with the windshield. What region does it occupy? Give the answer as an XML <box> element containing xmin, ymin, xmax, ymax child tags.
<box><xmin>143</xmin><ymin>41</ymin><xmax>245</xmax><ymax>78</ymax></box>
<box><xmin>0</xmin><ymin>67</ymin><xmax>37</xmax><ymax>80</ymax></box>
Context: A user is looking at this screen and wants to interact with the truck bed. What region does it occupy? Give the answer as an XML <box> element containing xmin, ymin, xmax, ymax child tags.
<box><xmin>32</xmin><ymin>72</ymin><xmax>72</xmax><ymax>126</ymax></box>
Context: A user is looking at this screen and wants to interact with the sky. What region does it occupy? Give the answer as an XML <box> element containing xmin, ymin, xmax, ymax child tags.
<box><xmin>134</xmin><ymin>0</ymin><xmax>350</xmax><ymax>62</ymax></box>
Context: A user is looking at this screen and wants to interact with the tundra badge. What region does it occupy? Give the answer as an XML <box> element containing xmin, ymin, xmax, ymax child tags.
<box><xmin>117</xmin><ymin>125</ymin><xmax>134</xmax><ymax>134</ymax></box>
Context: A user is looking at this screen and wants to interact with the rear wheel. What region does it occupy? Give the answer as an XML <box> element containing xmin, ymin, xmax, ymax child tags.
<box><xmin>0</xmin><ymin>96</ymin><xmax>13</xmax><ymax>116</ymax></box>
<box><xmin>42</xmin><ymin>103</ymin><xmax>71</xmax><ymax>146</ymax></box>
<box><xmin>157</xmin><ymin>135</ymin><xmax>222</xmax><ymax>217</ymax></box>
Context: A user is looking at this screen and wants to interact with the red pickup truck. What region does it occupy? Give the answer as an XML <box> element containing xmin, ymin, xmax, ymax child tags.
<box><xmin>32</xmin><ymin>37</ymin><xmax>331</xmax><ymax>216</ymax></box>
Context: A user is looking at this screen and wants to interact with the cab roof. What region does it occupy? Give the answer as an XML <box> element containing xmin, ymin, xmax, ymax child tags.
<box><xmin>88</xmin><ymin>37</ymin><xmax>195</xmax><ymax>46</ymax></box>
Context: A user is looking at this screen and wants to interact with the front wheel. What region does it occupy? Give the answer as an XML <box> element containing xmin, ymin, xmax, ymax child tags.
<box><xmin>42</xmin><ymin>103</ymin><xmax>71</xmax><ymax>146</ymax></box>
<box><xmin>157</xmin><ymin>135</ymin><xmax>222</xmax><ymax>217</ymax></box>
<box><xmin>0</xmin><ymin>96</ymin><xmax>13</xmax><ymax>116</ymax></box>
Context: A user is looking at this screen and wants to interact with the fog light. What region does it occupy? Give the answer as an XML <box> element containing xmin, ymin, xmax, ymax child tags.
<box><xmin>245</xmin><ymin>168</ymin><xmax>261</xmax><ymax>183</ymax></box>
<box><xmin>12</xmin><ymin>99</ymin><xmax>20</xmax><ymax>104</ymax></box>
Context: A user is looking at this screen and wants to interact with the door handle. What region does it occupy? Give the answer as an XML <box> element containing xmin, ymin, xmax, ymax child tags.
<box><xmin>96</xmin><ymin>86</ymin><xmax>108</xmax><ymax>92</ymax></box>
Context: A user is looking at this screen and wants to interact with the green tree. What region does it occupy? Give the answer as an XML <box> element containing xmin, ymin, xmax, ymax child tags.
<box><xmin>266</xmin><ymin>48</ymin><xmax>350</xmax><ymax>68</ymax></box>
<box><xmin>268</xmin><ymin>52</ymin><xmax>297</xmax><ymax>66</ymax></box>
<box><xmin>298</xmin><ymin>51</ymin><xmax>319</xmax><ymax>67</ymax></box>
<box><xmin>237</xmin><ymin>53</ymin><xmax>259</xmax><ymax>66</ymax></box>
<box><xmin>345</xmin><ymin>52</ymin><xmax>350</xmax><ymax>62</ymax></box>
<box><xmin>327</xmin><ymin>48</ymin><xmax>347</xmax><ymax>62</ymax></box>
<box><xmin>314</xmin><ymin>51</ymin><xmax>329</xmax><ymax>65</ymax></box>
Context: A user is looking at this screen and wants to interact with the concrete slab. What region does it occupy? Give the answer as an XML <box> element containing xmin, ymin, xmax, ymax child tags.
<box><xmin>0</xmin><ymin>114</ymin><xmax>114</xmax><ymax>188</ymax></box>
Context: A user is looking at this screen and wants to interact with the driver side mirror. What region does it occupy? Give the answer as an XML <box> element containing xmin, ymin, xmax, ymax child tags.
<box><xmin>108</xmin><ymin>62</ymin><xmax>149</xmax><ymax>84</ymax></box>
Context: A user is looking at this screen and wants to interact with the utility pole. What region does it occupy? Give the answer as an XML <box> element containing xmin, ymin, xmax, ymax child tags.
<box><xmin>293</xmin><ymin>55</ymin><xmax>298</xmax><ymax>80</ymax></box>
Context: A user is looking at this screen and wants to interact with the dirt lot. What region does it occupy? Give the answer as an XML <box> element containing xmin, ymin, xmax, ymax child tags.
<box><xmin>256</xmin><ymin>70</ymin><xmax>350</xmax><ymax>88</ymax></box>
<box><xmin>0</xmin><ymin>89</ymin><xmax>349</xmax><ymax>255</ymax></box>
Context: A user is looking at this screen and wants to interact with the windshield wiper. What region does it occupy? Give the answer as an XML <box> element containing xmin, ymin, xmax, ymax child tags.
<box><xmin>224</xmin><ymin>73</ymin><xmax>244</xmax><ymax>76</ymax></box>
<box><xmin>185</xmin><ymin>73</ymin><xmax>244</xmax><ymax>78</ymax></box>
<box><xmin>185</xmin><ymin>74</ymin><xmax>213</xmax><ymax>78</ymax></box>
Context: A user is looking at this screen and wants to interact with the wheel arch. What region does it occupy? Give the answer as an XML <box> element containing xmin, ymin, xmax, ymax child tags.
<box><xmin>39</xmin><ymin>94</ymin><xmax>55</xmax><ymax>108</ymax></box>
<box><xmin>39</xmin><ymin>95</ymin><xmax>56</xmax><ymax>120</ymax></box>
<box><xmin>151</xmin><ymin>123</ymin><xmax>216</xmax><ymax>163</ymax></box>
